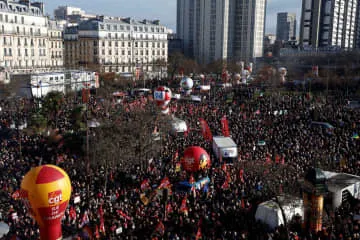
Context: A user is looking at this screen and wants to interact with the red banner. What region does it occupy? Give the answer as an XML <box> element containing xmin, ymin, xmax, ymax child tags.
<box><xmin>199</xmin><ymin>118</ymin><xmax>212</xmax><ymax>142</ymax></box>
<box><xmin>221</xmin><ymin>115</ymin><xmax>230</xmax><ymax>137</ymax></box>
<box><xmin>82</xmin><ymin>88</ymin><xmax>90</xmax><ymax>103</ymax></box>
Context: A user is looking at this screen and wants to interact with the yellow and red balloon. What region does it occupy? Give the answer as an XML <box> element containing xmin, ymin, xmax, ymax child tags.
<box><xmin>21</xmin><ymin>165</ymin><xmax>71</xmax><ymax>240</ymax></box>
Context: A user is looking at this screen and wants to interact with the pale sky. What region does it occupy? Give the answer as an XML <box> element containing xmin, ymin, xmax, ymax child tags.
<box><xmin>46</xmin><ymin>0</ymin><xmax>302</xmax><ymax>35</ymax></box>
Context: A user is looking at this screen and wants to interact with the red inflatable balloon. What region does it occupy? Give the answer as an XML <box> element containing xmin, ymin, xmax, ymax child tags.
<box><xmin>181</xmin><ymin>146</ymin><xmax>211</xmax><ymax>172</ymax></box>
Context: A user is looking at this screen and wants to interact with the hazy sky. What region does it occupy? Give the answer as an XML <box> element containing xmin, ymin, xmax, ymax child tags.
<box><xmin>46</xmin><ymin>0</ymin><xmax>302</xmax><ymax>35</ymax></box>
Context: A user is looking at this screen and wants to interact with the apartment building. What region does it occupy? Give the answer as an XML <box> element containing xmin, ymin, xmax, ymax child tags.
<box><xmin>300</xmin><ymin>0</ymin><xmax>357</xmax><ymax>49</ymax></box>
<box><xmin>0</xmin><ymin>0</ymin><xmax>64</xmax><ymax>73</ymax></box>
<box><xmin>64</xmin><ymin>16</ymin><xmax>168</xmax><ymax>78</ymax></box>
<box><xmin>276</xmin><ymin>12</ymin><xmax>296</xmax><ymax>42</ymax></box>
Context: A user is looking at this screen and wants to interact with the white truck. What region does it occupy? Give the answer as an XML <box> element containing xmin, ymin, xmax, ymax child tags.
<box><xmin>212</xmin><ymin>136</ymin><xmax>238</xmax><ymax>164</ymax></box>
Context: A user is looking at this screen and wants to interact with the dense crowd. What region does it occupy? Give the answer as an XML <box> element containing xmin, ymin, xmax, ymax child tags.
<box><xmin>0</xmin><ymin>83</ymin><xmax>359</xmax><ymax>240</ymax></box>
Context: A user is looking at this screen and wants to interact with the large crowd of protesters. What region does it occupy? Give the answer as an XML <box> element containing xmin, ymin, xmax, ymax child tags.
<box><xmin>0</xmin><ymin>79</ymin><xmax>359</xmax><ymax>240</ymax></box>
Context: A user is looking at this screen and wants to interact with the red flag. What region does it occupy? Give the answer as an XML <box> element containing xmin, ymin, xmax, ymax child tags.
<box><xmin>98</xmin><ymin>205</ymin><xmax>104</xmax><ymax>217</ymax></box>
<box><xmin>109</xmin><ymin>171</ymin><xmax>114</xmax><ymax>182</ymax></box>
<box><xmin>196</xmin><ymin>227</ymin><xmax>202</xmax><ymax>240</ymax></box>
<box><xmin>275</xmin><ymin>154</ymin><xmax>280</xmax><ymax>164</ymax></box>
<box><xmin>95</xmin><ymin>225</ymin><xmax>100</xmax><ymax>239</ymax></box>
<box><xmin>141</xmin><ymin>179</ymin><xmax>150</xmax><ymax>191</ymax></box>
<box><xmin>189</xmin><ymin>174</ymin><xmax>195</xmax><ymax>184</ymax></box>
<box><xmin>69</xmin><ymin>206</ymin><xmax>77</xmax><ymax>220</ymax></box>
<box><xmin>158</xmin><ymin>177</ymin><xmax>171</xmax><ymax>189</ymax></box>
<box><xmin>81</xmin><ymin>211</ymin><xmax>89</xmax><ymax>226</ymax></box>
<box><xmin>221</xmin><ymin>178</ymin><xmax>229</xmax><ymax>189</ymax></box>
<box><xmin>199</xmin><ymin>118</ymin><xmax>212</xmax><ymax>142</ymax></box>
<box><xmin>265</xmin><ymin>154</ymin><xmax>272</xmax><ymax>164</ymax></box>
<box><xmin>241</xmin><ymin>198</ymin><xmax>245</xmax><ymax>209</ymax></box>
<box><xmin>99</xmin><ymin>217</ymin><xmax>105</xmax><ymax>234</ymax></box>
<box><xmin>180</xmin><ymin>196</ymin><xmax>188</xmax><ymax>215</ymax></box>
<box><xmin>117</xmin><ymin>210</ymin><xmax>131</xmax><ymax>221</ymax></box>
<box><xmin>239</xmin><ymin>169</ymin><xmax>244</xmax><ymax>183</ymax></box>
<box><xmin>221</xmin><ymin>163</ymin><xmax>227</xmax><ymax>173</ymax></box>
<box><xmin>11</xmin><ymin>190</ymin><xmax>20</xmax><ymax>200</ymax></box>
<box><xmin>155</xmin><ymin>221</ymin><xmax>165</xmax><ymax>236</ymax></box>
<box><xmin>221</xmin><ymin>115</ymin><xmax>230</xmax><ymax>137</ymax></box>
<box><xmin>82</xmin><ymin>88</ymin><xmax>90</xmax><ymax>103</ymax></box>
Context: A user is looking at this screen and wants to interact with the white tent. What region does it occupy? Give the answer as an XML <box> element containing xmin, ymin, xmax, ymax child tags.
<box><xmin>170</xmin><ymin>117</ymin><xmax>188</xmax><ymax>133</ymax></box>
<box><xmin>0</xmin><ymin>222</ymin><xmax>9</xmax><ymax>238</ymax></box>
<box><xmin>255</xmin><ymin>198</ymin><xmax>303</xmax><ymax>230</ymax></box>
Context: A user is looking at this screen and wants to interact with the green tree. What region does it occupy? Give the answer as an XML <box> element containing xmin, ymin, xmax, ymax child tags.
<box><xmin>42</xmin><ymin>91</ymin><xmax>64</xmax><ymax>128</ymax></box>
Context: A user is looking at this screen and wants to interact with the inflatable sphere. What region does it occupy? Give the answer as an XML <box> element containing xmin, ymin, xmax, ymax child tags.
<box><xmin>180</xmin><ymin>77</ymin><xmax>194</xmax><ymax>90</ymax></box>
<box><xmin>278</xmin><ymin>67</ymin><xmax>287</xmax><ymax>76</ymax></box>
<box><xmin>181</xmin><ymin>146</ymin><xmax>211</xmax><ymax>172</ymax></box>
<box><xmin>234</xmin><ymin>73</ymin><xmax>241</xmax><ymax>81</ymax></box>
<box><xmin>21</xmin><ymin>165</ymin><xmax>71</xmax><ymax>240</ymax></box>
<box><xmin>199</xmin><ymin>74</ymin><xmax>205</xmax><ymax>80</ymax></box>
<box><xmin>154</xmin><ymin>86</ymin><xmax>172</xmax><ymax>114</ymax></box>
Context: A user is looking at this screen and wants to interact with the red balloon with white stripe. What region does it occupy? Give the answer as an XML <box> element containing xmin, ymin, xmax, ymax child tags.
<box><xmin>154</xmin><ymin>86</ymin><xmax>172</xmax><ymax>114</ymax></box>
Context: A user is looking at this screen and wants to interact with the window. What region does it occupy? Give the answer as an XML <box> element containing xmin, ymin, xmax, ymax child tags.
<box><xmin>16</xmin><ymin>26</ymin><xmax>19</xmax><ymax>33</ymax></box>
<box><xmin>21</xmin><ymin>16</ymin><xmax>24</xmax><ymax>24</ymax></box>
<box><xmin>8</xmin><ymin>48</ymin><xmax>11</xmax><ymax>56</ymax></box>
<box><xmin>3</xmin><ymin>48</ymin><xmax>6</xmax><ymax>56</ymax></box>
<box><xmin>14</xmin><ymin>16</ymin><xmax>17</xmax><ymax>23</ymax></box>
<box><xmin>25</xmin><ymin>49</ymin><xmax>28</xmax><ymax>56</ymax></box>
<box><xmin>0</xmin><ymin>14</ymin><xmax>2</xmax><ymax>21</ymax></box>
<box><xmin>122</xmin><ymin>42</ymin><xmax>125</xmax><ymax>47</ymax></box>
<box><xmin>5</xmin><ymin>15</ymin><xmax>8</xmax><ymax>23</ymax></box>
<box><xmin>128</xmin><ymin>42</ymin><xmax>131</xmax><ymax>47</ymax></box>
<box><xmin>18</xmin><ymin>49</ymin><xmax>20</xmax><ymax>56</ymax></box>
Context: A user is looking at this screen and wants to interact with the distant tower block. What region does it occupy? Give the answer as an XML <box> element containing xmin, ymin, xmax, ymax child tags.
<box><xmin>301</xmin><ymin>168</ymin><xmax>327</xmax><ymax>233</ymax></box>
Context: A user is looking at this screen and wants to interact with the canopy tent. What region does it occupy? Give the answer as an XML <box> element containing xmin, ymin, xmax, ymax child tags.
<box><xmin>255</xmin><ymin>198</ymin><xmax>303</xmax><ymax>230</ymax></box>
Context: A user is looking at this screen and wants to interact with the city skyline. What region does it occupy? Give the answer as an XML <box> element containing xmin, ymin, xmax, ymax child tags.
<box><xmin>47</xmin><ymin>0</ymin><xmax>302</xmax><ymax>35</ymax></box>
